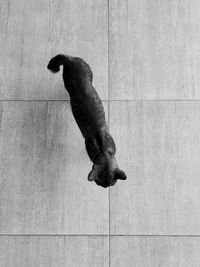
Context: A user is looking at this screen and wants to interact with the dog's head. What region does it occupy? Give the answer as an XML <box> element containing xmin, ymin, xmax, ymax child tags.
<box><xmin>88</xmin><ymin>156</ymin><xmax>127</xmax><ymax>188</ymax></box>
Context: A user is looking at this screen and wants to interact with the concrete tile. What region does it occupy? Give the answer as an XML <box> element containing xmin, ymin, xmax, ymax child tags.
<box><xmin>0</xmin><ymin>0</ymin><xmax>108</xmax><ymax>100</ymax></box>
<box><xmin>110</xmin><ymin>101</ymin><xmax>200</xmax><ymax>234</ymax></box>
<box><xmin>109</xmin><ymin>0</ymin><xmax>200</xmax><ymax>99</ymax></box>
<box><xmin>110</xmin><ymin>236</ymin><xmax>200</xmax><ymax>267</ymax></box>
<box><xmin>0</xmin><ymin>101</ymin><xmax>108</xmax><ymax>234</ymax></box>
<box><xmin>0</xmin><ymin>235</ymin><xmax>109</xmax><ymax>267</ymax></box>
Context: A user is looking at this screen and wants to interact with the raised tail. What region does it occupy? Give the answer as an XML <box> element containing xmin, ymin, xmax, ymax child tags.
<box><xmin>47</xmin><ymin>54</ymin><xmax>73</xmax><ymax>73</ymax></box>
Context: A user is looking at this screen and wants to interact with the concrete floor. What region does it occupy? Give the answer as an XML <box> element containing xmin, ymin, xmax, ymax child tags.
<box><xmin>1</xmin><ymin>0</ymin><xmax>200</xmax><ymax>266</ymax></box>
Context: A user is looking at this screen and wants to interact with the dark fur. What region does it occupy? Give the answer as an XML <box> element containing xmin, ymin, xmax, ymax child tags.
<box><xmin>47</xmin><ymin>54</ymin><xmax>126</xmax><ymax>187</ymax></box>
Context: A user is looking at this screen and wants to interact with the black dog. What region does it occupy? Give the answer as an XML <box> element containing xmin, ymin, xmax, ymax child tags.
<box><xmin>47</xmin><ymin>54</ymin><xmax>126</xmax><ymax>187</ymax></box>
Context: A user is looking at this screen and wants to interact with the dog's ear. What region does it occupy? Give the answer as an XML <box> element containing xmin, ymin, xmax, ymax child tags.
<box><xmin>114</xmin><ymin>168</ymin><xmax>127</xmax><ymax>180</ymax></box>
<box><xmin>88</xmin><ymin>164</ymin><xmax>99</xmax><ymax>181</ymax></box>
<box><xmin>88</xmin><ymin>163</ymin><xmax>105</xmax><ymax>181</ymax></box>
<box><xmin>88</xmin><ymin>168</ymin><xmax>98</xmax><ymax>181</ymax></box>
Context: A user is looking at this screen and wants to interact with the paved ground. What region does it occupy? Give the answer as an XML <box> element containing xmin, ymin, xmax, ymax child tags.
<box><xmin>1</xmin><ymin>0</ymin><xmax>200</xmax><ymax>266</ymax></box>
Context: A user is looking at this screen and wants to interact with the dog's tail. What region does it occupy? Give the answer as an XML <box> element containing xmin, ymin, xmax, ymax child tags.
<box><xmin>47</xmin><ymin>54</ymin><xmax>72</xmax><ymax>73</ymax></box>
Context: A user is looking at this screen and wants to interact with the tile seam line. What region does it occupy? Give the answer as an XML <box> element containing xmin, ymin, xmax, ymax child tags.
<box><xmin>107</xmin><ymin>0</ymin><xmax>111</xmax><ymax>267</ymax></box>
<box><xmin>110</xmin><ymin>234</ymin><xmax>200</xmax><ymax>237</ymax></box>
<box><xmin>2</xmin><ymin>99</ymin><xmax>200</xmax><ymax>102</ymax></box>
<box><xmin>0</xmin><ymin>234</ymin><xmax>109</xmax><ymax>236</ymax></box>
<box><xmin>0</xmin><ymin>234</ymin><xmax>199</xmax><ymax>237</ymax></box>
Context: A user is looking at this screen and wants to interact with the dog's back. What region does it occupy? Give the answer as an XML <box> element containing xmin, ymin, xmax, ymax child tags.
<box><xmin>48</xmin><ymin>55</ymin><xmax>107</xmax><ymax>139</ymax></box>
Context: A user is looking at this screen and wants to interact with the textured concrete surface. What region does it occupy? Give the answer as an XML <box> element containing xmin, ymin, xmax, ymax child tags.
<box><xmin>0</xmin><ymin>236</ymin><xmax>109</xmax><ymax>267</ymax></box>
<box><xmin>109</xmin><ymin>0</ymin><xmax>200</xmax><ymax>100</ymax></box>
<box><xmin>0</xmin><ymin>0</ymin><xmax>108</xmax><ymax>100</ymax></box>
<box><xmin>0</xmin><ymin>101</ymin><xmax>109</xmax><ymax>234</ymax></box>
<box><xmin>110</xmin><ymin>101</ymin><xmax>200</xmax><ymax>235</ymax></box>
<box><xmin>110</xmin><ymin>236</ymin><xmax>200</xmax><ymax>267</ymax></box>
<box><xmin>1</xmin><ymin>0</ymin><xmax>200</xmax><ymax>266</ymax></box>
